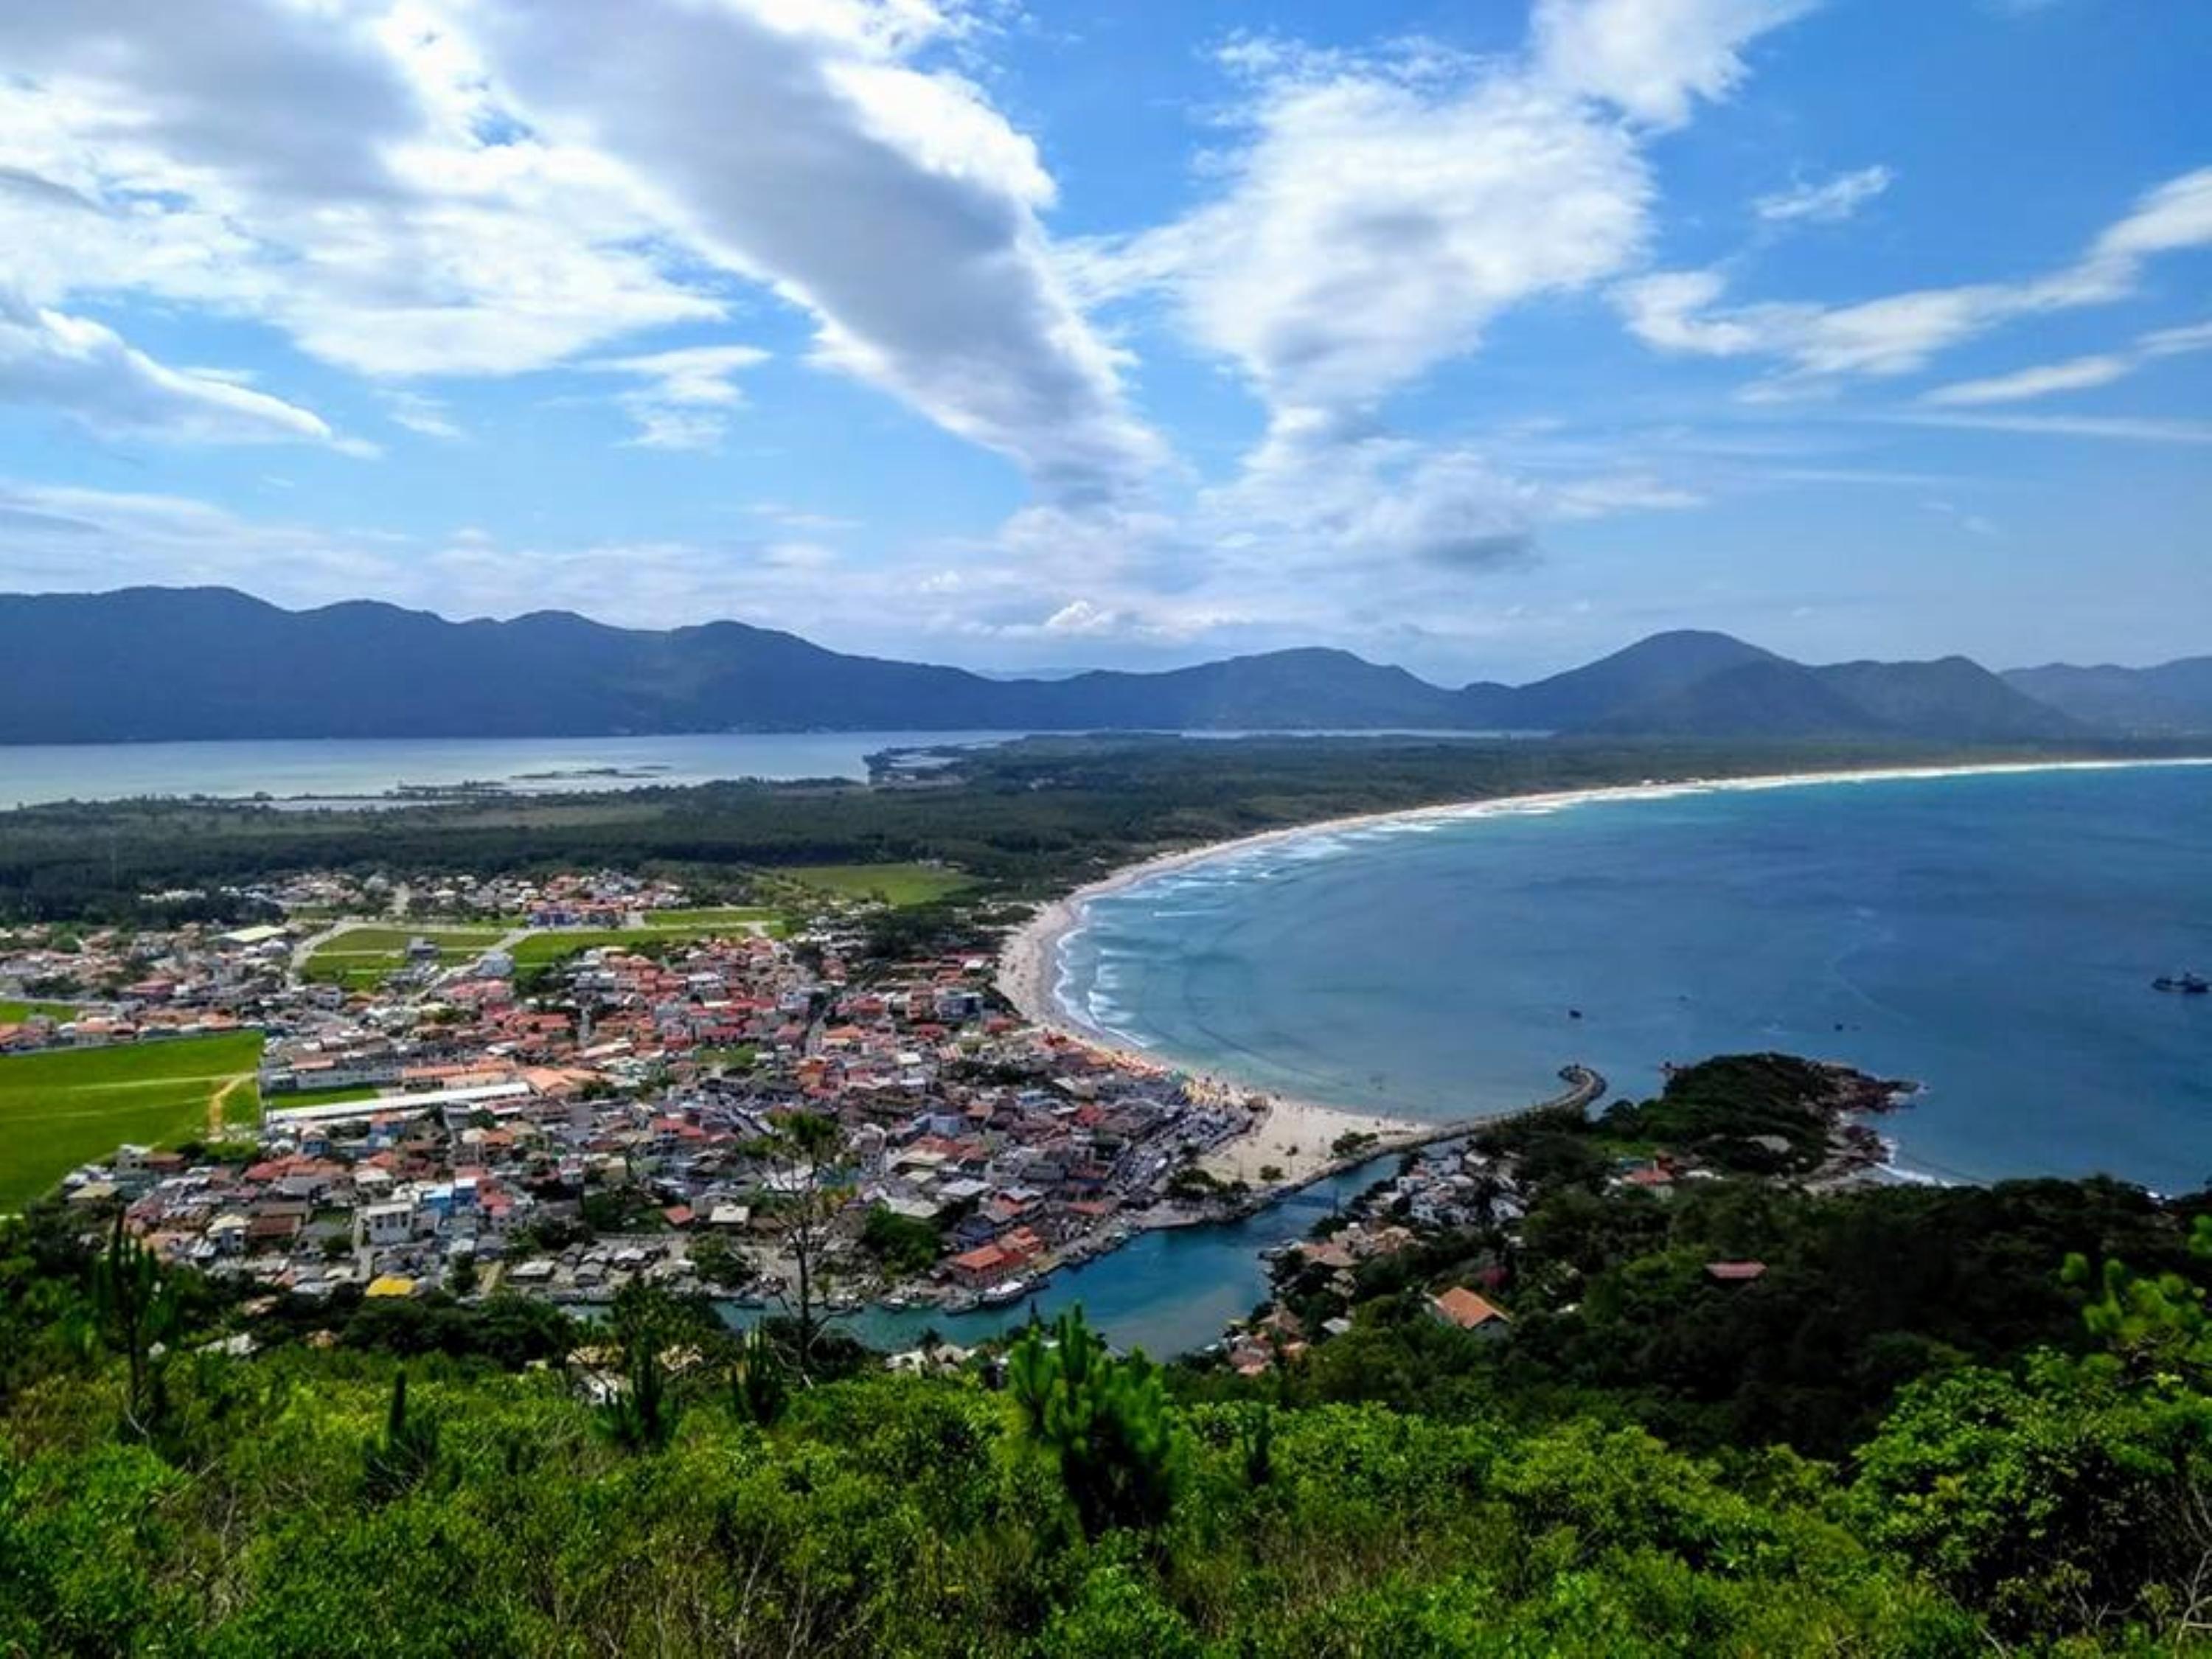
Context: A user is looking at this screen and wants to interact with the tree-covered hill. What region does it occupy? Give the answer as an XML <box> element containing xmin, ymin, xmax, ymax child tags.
<box><xmin>8</xmin><ymin>1180</ymin><xmax>2212</xmax><ymax>1655</ymax></box>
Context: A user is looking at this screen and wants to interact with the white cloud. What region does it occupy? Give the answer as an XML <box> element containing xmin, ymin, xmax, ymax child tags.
<box><xmin>0</xmin><ymin>479</ymin><xmax>906</xmax><ymax>634</ymax></box>
<box><xmin>1922</xmin><ymin>353</ymin><xmax>2132</xmax><ymax>406</ymax></box>
<box><xmin>1060</xmin><ymin>4</ymin><xmax>1803</xmax><ymax>589</ymax></box>
<box><xmin>1922</xmin><ymin>313</ymin><xmax>2212</xmax><ymax>406</ymax></box>
<box><xmin>467</xmin><ymin>0</ymin><xmax>1161</xmax><ymax>503</ymax></box>
<box><xmin>1096</xmin><ymin>59</ymin><xmax>1649</xmax><ymax>422</ymax></box>
<box><xmin>0</xmin><ymin>1</ymin><xmax>724</xmax><ymax>382</ymax></box>
<box><xmin>583</xmin><ymin>343</ymin><xmax>771</xmax><ymax>449</ymax></box>
<box><xmin>2143</xmin><ymin>319</ymin><xmax>2212</xmax><ymax>356</ymax></box>
<box><xmin>0</xmin><ymin>0</ymin><xmax>1156</xmax><ymax>501</ymax></box>
<box><xmin>1620</xmin><ymin>166</ymin><xmax>2212</xmax><ymax>392</ymax></box>
<box><xmin>1754</xmin><ymin>164</ymin><xmax>1892</xmax><ymax>224</ymax></box>
<box><xmin>1885</xmin><ymin>412</ymin><xmax>2212</xmax><ymax>445</ymax></box>
<box><xmin>1040</xmin><ymin>599</ymin><xmax>1127</xmax><ymax>637</ymax></box>
<box><xmin>383</xmin><ymin>391</ymin><xmax>465</xmax><ymax>441</ymax></box>
<box><xmin>0</xmin><ymin>291</ymin><xmax>347</xmax><ymax>448</ymax></box>
<box><xmin>1532</xmin><ymin>0</ymin><xmax>1818</xmax><ymax>129</ymax></box>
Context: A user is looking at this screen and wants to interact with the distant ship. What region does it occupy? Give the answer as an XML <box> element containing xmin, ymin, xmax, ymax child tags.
<box><xmin>2152</xmin><ymin>973</ymin><xmax>2211</xmax><ymax>995</ymax></box>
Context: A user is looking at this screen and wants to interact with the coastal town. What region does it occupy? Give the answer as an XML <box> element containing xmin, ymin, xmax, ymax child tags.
<box><xmin>1</xmin><ymin>844</ymin><xmax>1930</xmax><ymax>1383</ymax></box>
<box><xmin>1</xmin><ymin>863</ymin><xmax>1418</xmax><ymax>1324</ymax></box>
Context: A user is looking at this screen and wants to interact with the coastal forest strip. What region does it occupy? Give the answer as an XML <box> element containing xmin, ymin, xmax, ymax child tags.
<box><xmin>1</xmin><ymin>732</ymin><xmax>2194</xmax><ymax>927</ymax></box>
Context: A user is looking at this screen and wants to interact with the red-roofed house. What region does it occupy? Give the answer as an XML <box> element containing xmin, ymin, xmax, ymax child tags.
<box><xmin>1429</xmin><ymin>1286</ymin><xmax>1511</xmax><ymax>1335</ymax></box>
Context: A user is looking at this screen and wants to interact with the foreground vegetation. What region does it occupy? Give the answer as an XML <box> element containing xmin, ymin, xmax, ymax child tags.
<box><xmin>0</xmin><ymin>1033</ymin><xmax>262</xmax><ymax>1212</ymax></box>
<box><xmin>7</xmin><ymin>1158</ymin><xmax>2212</xmax><ymax>1654</ymax></box>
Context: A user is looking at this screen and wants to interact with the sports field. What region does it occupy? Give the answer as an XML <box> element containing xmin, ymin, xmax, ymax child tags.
<box><xmin>0</xmin><ymin>1031</ymin><xmax>264</xmax><ymax>1212</ymax></box>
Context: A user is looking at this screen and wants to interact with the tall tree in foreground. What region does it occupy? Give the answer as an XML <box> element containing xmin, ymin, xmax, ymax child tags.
<box><xmin>746</xmin><ymin>1110</ymin><xmax>849</xmax><ymax>1381</ymax></box>
<box><xmin>361</xmin><ymin>1369</ymin><xmax>441</xmax><ymax>1503</ymax></box>
<box><xmin>598</xmin><ymin>1282</ymin><xmax>685</xmax><ymax>1453</ymax></box>
<box><xmin>1009</xmin><ymin>1306</ymin><xmax>1184</xmax><ymax>1540</ymax></box>
<box><xmin>91</xmin><ymin>1212</ymin><xmax>176</xmax><ymax>1441</ymax></box>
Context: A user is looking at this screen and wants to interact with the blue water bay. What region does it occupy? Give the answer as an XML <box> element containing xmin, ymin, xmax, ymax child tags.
<box><xmin>1059</xmin><ymin>765</ymin><xmax>2212</xmax><ymax>1192</ymax></box>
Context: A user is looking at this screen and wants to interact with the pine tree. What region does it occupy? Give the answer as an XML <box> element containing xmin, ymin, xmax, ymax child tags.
<box><xmin>91</xmin><ymin>1211</ymin><xmax>177</xmax><ymax>1441</ymax></box>
<box><xmin>1008</xmin><ymin>1306</ymin><xmax>1184</xmax><ymax>1538</ymax></box>
<box><xmin>362</xmin><ymin>1370</ymin><xmax>441</xmax><ymax>1503</ymax></box>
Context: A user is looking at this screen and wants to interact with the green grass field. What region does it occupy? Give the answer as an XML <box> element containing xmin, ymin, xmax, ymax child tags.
<box><xmin>270</xmin><ymin>1082</ymin><xmax>386</xmax><ymax>1107</ymax></box>
<box><xmin>776</xmin><ymin>863</ymin><xmax>972</xmax><ymax>907</ymax></box>
<box><xmin>0</xmin><ymin>1001</ymin><xmax>77</xmax><ymax>1023</ymax></box>
<box><xmin>0</xmin><ymin>1032</ymin><xmax>264</xmax><ymax>1212</ymax></box>
<box><xmin>510</xmin><ymin>918</ymin><xmax>781</xmax><ymax>971</ymax></box>
<box><xmin>655</xmin><ymin>907</ymin><xmax>782</xmax><ymax>927</ymax></box>
<box><xmin>302</xmin><ymin>925</ymin><xmax>511</xmax><ymax>986</ymax></box>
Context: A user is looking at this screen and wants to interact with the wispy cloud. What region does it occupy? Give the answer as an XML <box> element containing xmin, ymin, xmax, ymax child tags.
<box><xmin>1885</xmin><ymin>411</ymin><xmax>2212</xmax><ymax>445</ymax></box>
<box><xmin>1065</xmin><ymin>0</ymin><xmax>1804</xmax><ymax>578</ymax></box>
<box><xmin>0</xmin><ymin>290</ymin><xmax>355</xmax><ymax>450</ymax></box>
<box><xmin>1924</xmin><ymin>316</ymin><xmax>2212</xmax><ymax>405</ymax></box>
<box><xmin>1620</xmin><ymin>166</ymin><xmax>2212</xmax><ymax>392</ymax></box>
<box><xmin>1754</xmin><ymin>164</ymin><xmax>1893</xmax><ymax>224</ymax></box>
<box><xmin>582</xmin><ymin>344</ymin><xmax>771</xmax><ymax>450</ymax></box>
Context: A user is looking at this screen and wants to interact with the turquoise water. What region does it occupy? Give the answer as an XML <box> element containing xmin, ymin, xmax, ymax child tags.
<box><xmin>1059</xmin><ymin>765</ymin><xmax>2212</xmax><ymax>1192</ymax></box>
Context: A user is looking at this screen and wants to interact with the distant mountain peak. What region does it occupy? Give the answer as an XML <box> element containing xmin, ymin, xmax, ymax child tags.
<box><xmin>0</xmin><ymin>585</ymin><xmax>2184</xmax><ymax>744</ymax></box>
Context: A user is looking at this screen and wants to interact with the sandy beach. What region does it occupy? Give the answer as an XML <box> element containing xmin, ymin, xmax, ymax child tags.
<box><xmin>993</xmin><ymin>754</ymin><xmax>2212</xmax><ymax>1186</ymax></box>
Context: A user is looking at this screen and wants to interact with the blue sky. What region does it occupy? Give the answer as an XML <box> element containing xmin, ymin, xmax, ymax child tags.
<box><xmin>0</xmin><ymin>0</ymin><xmax>2205</xmax><ymax>682</ymax></box>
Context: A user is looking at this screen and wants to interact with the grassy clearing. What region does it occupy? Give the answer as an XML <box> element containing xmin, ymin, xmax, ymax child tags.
<box><xmin>302</xmin><ymin>925</ymin><xmax>510</xmax><ymax>985</ymax></box>
<box><xmin>775</xmin><ymin>863</ymin><xmax>973</xmax><ymax>907</ymax></box>
<box><xmin>509</xmin><ymin>917</ymin><xmax>790</xmax><ymax>977</ymax></box>
<box><xmin>655</xmin><ymin>906</ymin><xmax>782</xmax><ymax>927</ymax></box>
<box><xmin>268</xmin><ymin>1083</ymin><xmax>386</xmax><ymax>1108</ymax></box>
<box><xmin>0</xmin><ymin>1001</ymin><xmax>77</xmax><ymax>1023</ymax></box>
<box><xmin>0</xmin><ymin>1031</ymin><xmax>263</xmax><ymax>1212</ymax></box>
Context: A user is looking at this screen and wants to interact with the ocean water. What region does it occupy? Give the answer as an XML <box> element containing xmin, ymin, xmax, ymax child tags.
<box><xmin>1058</xmin><ymin>764</ymin><xmax>2212</xmax><ymax>1192</ymax></box>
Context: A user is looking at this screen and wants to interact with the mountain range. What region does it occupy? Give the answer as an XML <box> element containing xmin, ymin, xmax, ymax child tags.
<box><xmin>0</xmin><ymin>586</ymin><xmax>2202</xmax><ymax>745</ymax></box>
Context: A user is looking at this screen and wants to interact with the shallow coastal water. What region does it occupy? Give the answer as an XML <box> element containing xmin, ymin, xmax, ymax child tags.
<box><xmin>0</xmin><ymin>731</ymin><xmax>1026</xmax><ymax>809</ymax></box>
<box><xmin>0</xmin><ymin>728</ymin><xmax>1532</xmax><ymax>810</ymax></box>
<box><xmin>1057</xmin><ymin>765</ymin><xmax>2212</xmax><ymax>1192</ymax></box>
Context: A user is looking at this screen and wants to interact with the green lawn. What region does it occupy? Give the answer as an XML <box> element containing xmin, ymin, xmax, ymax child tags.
<box><xmin>0</xmin><ymin>1000</ymin><xmax>77</xmax><ymax>1023</ymax></box>
<box><xmin>0</xmin><ymin>1032</ymin><xmax>264</xmax><ymax>1213</ymax></box>
<box><xmin>302</xmin><ymin>925</ymin><xmax>511</xmax><ymax>985</ymax></box>
<box><xmin>776</xmin><ymin>863</ymin><xmax>973</xmax><ymax>907</ymax></box>
<box><xmin>654</xmin><ymin>907</ymin><xmax>782</xmax><ymax>927</ymax></box>
<box><xmin>511</xmin><ymin>918</ymin><xmax>788</xmax><ymax>974</ymax></box>
<box><xmin>271</xmin><ymin>1082</ymin><xmax>386</xmax><ymax>1107</ymax></box>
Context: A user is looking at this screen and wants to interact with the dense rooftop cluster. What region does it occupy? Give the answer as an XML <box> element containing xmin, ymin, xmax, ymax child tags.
<box><xmin>17</xmin><ymin>867</ymin><xmax>1263</xmax><ymax>1320</ymax></box>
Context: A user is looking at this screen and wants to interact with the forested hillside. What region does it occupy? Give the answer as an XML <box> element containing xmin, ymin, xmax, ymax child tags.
<box><xmin>7</xmin><ymin>1172</ymin><xmax>2212</xmax><ymax>1655</ymax></box>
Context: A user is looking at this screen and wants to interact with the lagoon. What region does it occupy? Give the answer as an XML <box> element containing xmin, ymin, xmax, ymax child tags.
<box><xmin>0</xmin><ymin>731</ymin><xmax>1026</xmax><ymax>810</ymax></box>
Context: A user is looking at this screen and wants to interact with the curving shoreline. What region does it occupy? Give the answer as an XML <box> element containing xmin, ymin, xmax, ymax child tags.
<box><xmin>995</xmin><ymin>754</ymin><xmax>2212</xmax><ymax>1184</ymax></box>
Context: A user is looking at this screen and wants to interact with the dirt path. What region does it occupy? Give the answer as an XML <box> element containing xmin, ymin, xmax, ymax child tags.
<box><xmin>208</xmin><ymin>1074</ymin><xmax>253</xmax><ymax>1138</ymax></box>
